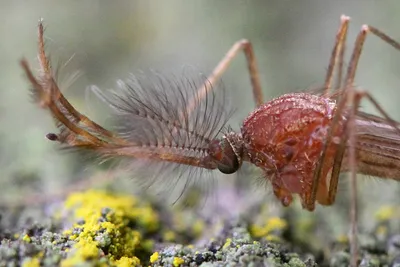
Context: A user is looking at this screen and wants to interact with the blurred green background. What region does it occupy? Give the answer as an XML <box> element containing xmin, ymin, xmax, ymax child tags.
<box><xmin>2</xmin><ymin>0</ymin><xmax>400</xmax><ymax>242</ymax></box>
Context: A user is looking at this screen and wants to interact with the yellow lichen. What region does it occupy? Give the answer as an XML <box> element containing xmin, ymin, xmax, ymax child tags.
<box><xmin>115</xmin><ymin>256</ymin><xmax>140</xmax><ymax>267</ymax></box>
<box><xmin>62</xmin><ymin>229</ymin><xmax>72</xmax><ymax>236</ymax></box>
<box><xmin>173</xmin><ymin>257</ymin><xmax>185</xmax><ymax>266</ymax></box>
<box><xmin>60</xmin><ymin>238</ymin><xmax>101</xmax><ymax>267</ymax></box>
<box><xmin>22</xmin><ymin>234</ymin><xmax>31</xmax><ymax>243</ymax></box>
<box><xmin>191</xmin><ymin>220</ymin><xmax>204</xmax><ymax>237</ymax></box>
<box><xmin>134</xmin><ymin>205</ymin><xmax>159</xmax><ymax>232</ymax></box>
<box><xmin>149</xmin><ymin>252</ymin><xmax>159</xmax><ymax>263</ymax></box>
<box><xmin>335</xmin><ymin>234</ymin><xmax>348</xmax><ymax>244</ymax></box>
<box><xmin>265</xmin><ymin>234</ymin><xmax>282</xmax><ymax>242</ymax></box>
<box><xmin>60</xmin><ymin>189</ymin><xmax>159</xmax><ymax>266</ymax></box>
<box><xmin>22</xmin><ymin>257</ymin><xmax>40</xmax><ymax>267</ymax></box>
<box><xmin>141</xmin><ymin>239</ymin><xmax>154</xmax><ymax>252</ymax></box>
<box><xmin>163</xmin><ymin>230</ymin><xmax>176</xmax><ymax>242</ymax></box>
<box><xmin>250</xmin><ymin>217</ymin><xmax>287</xmax><ymax>238</ymax></box>
<box><xmin>76</xmin><ymin>239</ymin><xmax>100</xmax><ymax>258</ymax></box>
<box><xmin>222</xmin><ymin>238</ymin><xmax>232</xmax><ymax>249</ymax></box>
<box><xmin>375</xmin><ymin>206</ymin><xmax>395</xmax><ymax>221</ymax></box>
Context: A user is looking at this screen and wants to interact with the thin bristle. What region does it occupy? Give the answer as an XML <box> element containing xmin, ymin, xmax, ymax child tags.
<box><xmin>100</xmin><ymin>70</ymin><xmax>233</xmax><ymax>156</ymax></box>
<box><xmin>90</xmin><ymin>70</ymin><xmax>234</xmax><ymax>202</ymax></box>
<box><xmin>21</xmin><ymin>20</ymin><xmax>235</xmax><ymax>205</ymax></box>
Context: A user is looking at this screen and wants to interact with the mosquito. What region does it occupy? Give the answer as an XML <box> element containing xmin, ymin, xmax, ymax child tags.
<box><xmin>20</xmin><ymin>15</ymin><xmax>400</xmax><ymax>266</ymax></box>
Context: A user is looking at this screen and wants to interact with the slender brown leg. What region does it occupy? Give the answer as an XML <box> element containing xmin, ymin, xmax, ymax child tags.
<box><xmin>312</xmin><ymin>22</ymin><xmax>400</xmax><ymax>199</ymax></box>
<box><xmin>343</xmin><ymin>23</ymin><xmax>400</xmax><ymax>267</ymax></box>
<box><xmin>306</xmin><ymin>15</ymin><xmax>400</xmax><ymax>265</ymax></box>
<box><xmin>323</xmin><ymin>15</ymin><xmax>350</xmax><ymax>96</ymax></box>
<box><xmin>335</xmin><ymin>19</ymin><xmax>348</xmax><ymax>91</ymax></box>
<box><xmin>186</xmin><ymin>39</ymin><xmax>264</xmax><ymax>114</ymax></box>
<box><xmin>307</xmin><ymin>15</ymin><xmax>350</xmax><ymax>210</ymax></box>
<box><xmin>311</xmin><ymin>15</ymin><xmax>354</xmax><ymax>208</ymax></box>
<box><xmin>326</xmin><ymin>22</ymin><xmax>400</xmax><ymax>266</ymax></box>
<box><xmin>326</xmin><ymin>119</ymin><xmax>348</xmax><ymax>205</ymax></box>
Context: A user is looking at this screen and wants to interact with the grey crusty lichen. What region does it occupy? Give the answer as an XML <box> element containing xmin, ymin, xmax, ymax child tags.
<box><xmin>1</xmin><ymin>189</ymin><xmax>400</xmax><ymax>266</ymax></box>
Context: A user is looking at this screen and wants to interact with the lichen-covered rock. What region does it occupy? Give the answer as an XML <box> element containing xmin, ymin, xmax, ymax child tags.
<box><xmin>1</xmin><ymin>190</ymin><xmax>400</xmax><ymax>266</ymax></box>
<box><xmin>149</xmin><ymin>218</ymin><xmax>317</xmax><ymax>266</ymax></box>
<box><xmin>0</xmin><ymin>190</ymin><xmax>206</xmax><ymax>266</ymax></box>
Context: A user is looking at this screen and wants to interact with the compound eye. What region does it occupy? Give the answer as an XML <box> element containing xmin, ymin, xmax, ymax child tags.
<box><xmin>216</xmin><ymin>139</ymin><xmax>240</xmax><ymax>174</ymax></box>
<box><xmin>207</xmin><ymin>135</ymin><xmax>243</xmax><ymax>174</ymax></box>
<box><xmin>217</xmin><ymin>155</ymin><xmax>239</xmax><ymax>174</ymax></box>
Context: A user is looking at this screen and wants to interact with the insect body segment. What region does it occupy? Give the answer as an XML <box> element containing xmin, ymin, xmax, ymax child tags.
<box><xmin>241</xmin><ymin>93</ymin><xmax>345</xmax><ymax>210</ymax></box>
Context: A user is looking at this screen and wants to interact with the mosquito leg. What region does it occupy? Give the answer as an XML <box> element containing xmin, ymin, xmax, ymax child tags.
<box><xmin>343</xmin><ymin>23</ymin><xmax>400</xmax><ymax>267</ymax></box>
<box><xmin>336</xmin><ymin>87</ymin><xmax>400</xmax><ymax>267</ymax></box>
<box><xmin>326</xmin><ymin>116</ymin><xmax>349</xmax><ymax>205</ymax></box>
<box><xmin>306</xmin><ymin>17</ymin><xmax>400</xmax><ymax>264</ymax></box>
<box><xmin>186</xmin><ymin>39</ymin><xmax>264</xmax><ymax>114</ymax></box>
<box><xmin>306</xmin><ymin>15</ymin><xmax>350</xmax><ymax>210</ymax></box>
<box><xmin>323</xmin><ymin>15</ymin><xmax>350</xmax><ymax>96</ymax></box>
<box><xmin>344</xmin><ymin>25</ymin><xmax>400</xmax><ymax>89</ymax></box>
<box><xmin>347</xmin><ymin>89</ymin><xmax>360</xmax><ymax>267</ymax></box>
<box><xmin>315</xmin><ymin>20</ymin><xmax>400</xmax><ymax>205</ymax></box>
<box><xmin>335</xmin><ymin>18</ymin><xmax>348</xmax><ymax>91</ymax></box>
<box><xmin>332</xmin><ymin>22</ymin><xmax>400</xmax><ymax>266</ymax></box>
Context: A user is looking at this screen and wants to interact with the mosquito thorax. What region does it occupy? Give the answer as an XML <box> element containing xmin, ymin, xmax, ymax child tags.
<box><xmin>207</xmin><ymin>132</ymin><xmax>244</xmax><ymax>174</ymax></box>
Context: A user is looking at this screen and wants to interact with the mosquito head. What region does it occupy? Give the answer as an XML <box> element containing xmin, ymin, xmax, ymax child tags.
<box><xmin>207</xmin><ymin>132</ymin><xmax>244</xmax><ymax>174</ymax></box>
